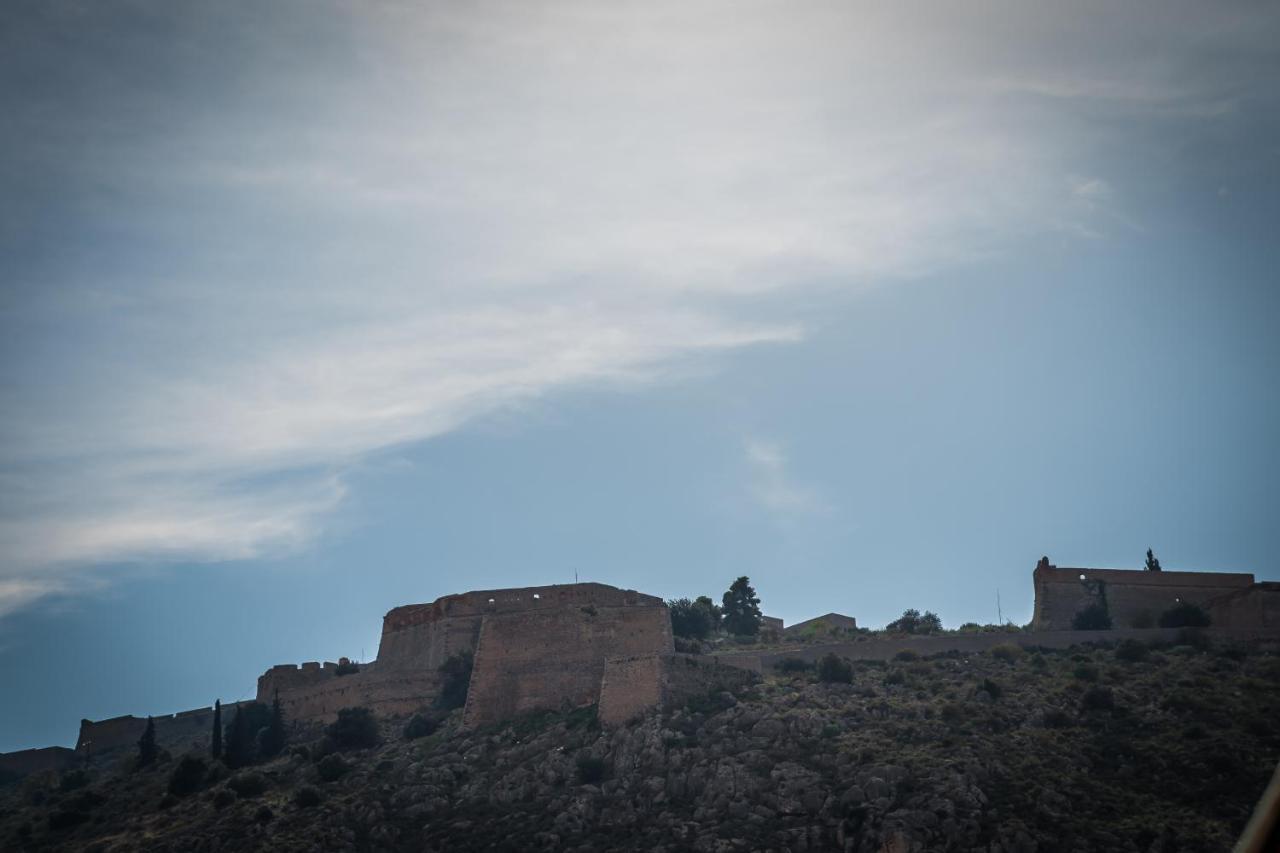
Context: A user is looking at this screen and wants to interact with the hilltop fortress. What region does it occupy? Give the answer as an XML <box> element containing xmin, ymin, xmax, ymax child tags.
<box><xmin>3</xmin><ymin>558</ymin><xmax>1277</xmax><ymax>777</ymax></box>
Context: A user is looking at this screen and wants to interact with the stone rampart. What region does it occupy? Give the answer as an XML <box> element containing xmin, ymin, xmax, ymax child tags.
<box><xmin>713</xmin><ymin>626</ymin><xmax>1280</xmax><ymax>673</ymax></box>
<box><xmin>257</xmin><ymin>665</ymin><xmax>439</xmax><ymax>724</ymax></box>
<box><xmin>599</xmin><ymin>654</ymin><xmax>758</xmax><ymax>726</ymax></box>
<box><xmin>0</xmin><ymin>746</ymin><xmax>78</xmax><ymax>780</ymax></box>
<box><xmin>75</xmin><ymin>701</ymin><xmax>254</xmax><ymax>760</ymax></box>
<box><xmin>1031</xmin><ymin>558</ymin><xmax>1254</xmax><ymax>630</ymax></box>
<box><xmin>1209</xmin><ymin>583</ymin><xmax>1280</xmax><ymax>630</ymax></box>
<box><xmin>462</xmin><ymin>596</ymin><xmax>673</xmax><ymax>728</ymax></box>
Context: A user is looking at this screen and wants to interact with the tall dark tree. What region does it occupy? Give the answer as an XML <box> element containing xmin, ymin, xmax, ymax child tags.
<box><xmin>258</xmin><ymin>691</ymin><xmax>286</xmax><ymax>759</ymax></box>
<box><xmin>721</xmin><ymin>576</ymin><xmax>762</xmax><ymax>637</ymax></box>
<box><xmin>223</xmin><ymin>701</ymin><xmax>271</xmax><ymax>769</ymax></box>
<box><xmin>668</xmin><ymin>598</ymin><xmax>715</xmax><ymax>639</ymax></box>
<box><xmin>1145</xmin><ymin>548</ymin><xmax>1162</xmax><ymax>572</ymax></box>
<box><xmin>694</xmin><ymin>595</ymin><xmax>722</xmax><ymax>629</ymax></box>
<box><xmin>211</xmin><ymin>700</ymin><xmax>222</xmax><ymax>760</ymax></box>
<box><xmin>136</xmin><ymin>716</ymin><xmax>158</xmax><ymax>768</ymax></box>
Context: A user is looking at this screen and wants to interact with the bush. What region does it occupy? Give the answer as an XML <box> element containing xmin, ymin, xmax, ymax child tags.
<box><xmin>403</xmin><ymin>713</ymin><xmax>439</xmax><ymax>740</ymax></box>
<box><xmin>1072</xmin><ymin>663</ymin><xmax>1100</xmax><ymax>682</ymax></box>
<box><xmin>435</xmin><ymin>651</ymin><xmax>474</xmax><ymax>711</ymax></box>
<box><xmin>894</xmin><ymin>649</ymin><xmax>919</xmax><ymax>662</ymax></box>
<box><xmin>885</xmin><ymin>609</ymin><xmax>942</xmax><ymax>634</ymax></box>
<box><xmin>817</xmin><ymin>653</ymin><xmax>853</xmax><ymax>684</ymax></box>
<box><xmin>223</xmin><ymin>702</ymin><xmax>271</xmax><ymax>769</ymax></box>
<box><xmin>1159</xmin><ymin>602</ymin><xmax>1211</xmax><ymax>628</ymax></box>
<box><xmin>227</xmin><ymin>772</ymin><xmax>267</xmax><ymax>798</ymax></box>
<box><xmin>1081</xmin><ymin>686</ymin><xmax>1115</xmax><ymax>712</ymax></box>
<box><xmin>212</xmin><ymin>788</ymin><xmax>236</xmax><ymax>809</ymax></box>
<box><xmin>1072</xmin><ymin>604</ymin><xmax>1112</xmax><ymax>631</ymax></box>
<box><xmin>254</xmin><ymin>805</ymin><xmax>274</xmax><ymax>824</ymax></box>
<box><xmin>334</xmin><ymin>660</ymin><xmax>360</xmax><ymax>676</ymax></box>
<box><xmin>167</xmin><ymin>755</ymin><xmax>208</xmax><ymax>797</ymax></box>
<box><xmin>1043</xmin><ymin>709</ymin><xmax>1074</xmax><ymax>728</ymax></box>
<box><xmin>1115</xmin><ymin>638</ymin><xmax>1149</xmax><ymax>662</ymax></box>
<box><xmin>575</xmin><ymin>754</ymin><xmax>606</xmax><ymax>785</ymax></box>
<box><xmin>990</xmin><ymin>643</ymin><xmax>1024</xmax><ymax>663</ymax></box>
<box><xmin>326</xmin><ymin>707</ymin><xmax>380</xmax><ymax>751</ymax></box>
<box><xmin>980</xmin><ymin>678</ymin><xmax>1003</xmax><ymax>700</ymax></box>
<box><xmin>1176</xmin><ymin>628</ymin><xmax>1212</xmax><ymax>651</ymax></box>
<box><xmin>884</xmin><ymin>669</ymin><xmax>906</xmax><ymax>686</ymax></box>
<box><xmin>294</xmin><ymin>786</ymin><xmax>322</xmax><ymax>808</ymax></box>
<box><xmin>58</xmin><ymin>769</ymin><xmax>89</xmax><ymax>792</ymax></box>
<box><xmin>668</xmin><ymin>597</ymin><xmax>718</xmax><ymax>640</ymax></box>
<box><xmin>317</xmin><ymin>754</ymin><xmax>349</xmax><ymax>782</ymax></box>
<box><xmin>775</xmin><ymin>657</ymin><xmax>812</xmax><ymax>674</ymax></box>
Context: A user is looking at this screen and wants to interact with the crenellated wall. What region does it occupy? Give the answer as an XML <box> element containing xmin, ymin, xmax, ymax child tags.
<box><xmin>1030</xmin><ymin>558</ymin><xmax>1254</xmax><ymax>630</ymax></box>
<box><xmin>75</xmin><ymin>701</ymin><xmax>254</xmax><ymax>760</ymax></box>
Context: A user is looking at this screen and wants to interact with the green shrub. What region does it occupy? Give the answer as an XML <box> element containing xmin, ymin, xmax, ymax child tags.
<box><xmin>1114</xmin><ymin>638</ymin><xmax>1149</xmax><ymax>662</ymax></box>
<box><xmin>775</xmin><ymin>657</ymin><xmax>812</xmax><ymax>674</ymax></box>
<box><xmin>48</xmin><ymin>808</ymin><xmax>90</xmax><ymax>830</ymax></box>
<box><xmin>435</xmin><ymin>651</ymin><xmax>474</xmax><ymax>711</ymax></box>
<box><xmin>1175</xmin><ymin>628</ymin><xmax>1212</xmax><ymax>650</ymax></box>
<box><xmin>212</xmin><ymin>788</ymin><xmax>236</xmax><ymax>809</ymax></box>
<box><xmin>990</xmin><ymin>643</ymin><xmax>1024</xmax><ymax>663</ymax></box>
<box><xmin>334</xmin><ymin>660</ymin><xmax>360</xmax><ymax>676</ymax></box>
<box><xmin>167</xmin><ymin>754</ymin><xmax>208</xmax><ymax>797</ymax></box>
<box><xmin>1072</xmin><ymin>663</ymin><xmax>1100</xmax><ymax>682</ymax></box>
<box><xmin>158</xmin><ymin>793</ymin><xmax>178</xmax><ymax>810</ymax></box>
<box><xmin>884</xmin><ymin>669</ymin><xmax>906</xmax><ymax>686</ymax></box>
<box><xmin>58</xmin><ymin>769</ymin><xmax>89</xmax><ymax>792</ymax></box>
<box><xmin>575</xmin><ymin>754</ymin><xmax>606</xmax><ymax>785</ymax></box>
<box><xmin>403</xmin><ymin>713</ymin><xmax>438</xmax><ymax>740</ymax></box>
<box><xmin>1159</xmin><ymin>601</ymin><xmax>1210</xmax><ymax>628</ymax></box>
<box><xmin>326</xmin><ymin>707</ymin><xmax>380</xmax><ymax>751</ymax></box>
<box><xmin>979</xmin><ymin>678</ymin><xmax>1003</xmax><ymax>700</ymax></box>
<box><xmin>894</xmin><ymin>649</ymin><xmax>919</xmax><ymax>662</ymax></box>
<box><xmin>885</xmin><ymin>609</ymin><xmax>942</xmax><ymax>634</ymax></box>
<box><xmin>254</xmin><ymin>805</ymin><xmax>274</xmax><ymax>824</ymax></box>
<box><xmin>1081</xmin><ymin>686</ymin><xmax>1115</xmax><ymax>712</ymax></box>
<box><xmin>227</xmin><ymin>772</ymin><xmax>267</xmax><ymax>798</ymax></box>
<box><xmin>294</xmin><ymin>786</ymin><xmax>322</xmax><ymax>808</ymax></box>
<box><xmin>817</xmin><ymin>653</ymin><xmax>854</xmax><ymax>684</ymax></box>
<box><xmin>317</xmin><ymin>754</ymin><xmax>349</xmax><ymax>782</ymax></box>
<box><xmin>1043</xmin><ymin>709</ymin><xmax>1074</xmax><ymax>728</ymax></box>
<box><xmin>1072</xmin><ymin>604</ymin><xmax>1112</xmax><ymax>631</ymax></box>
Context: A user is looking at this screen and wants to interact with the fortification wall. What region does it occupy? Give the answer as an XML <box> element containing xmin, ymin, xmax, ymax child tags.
<box><xmin>257</xmin><ymin>666</ymin><xmax>439</xmax><ymax>723</ymax></box>
<box><xmin>376</xmin><ymin>583</ymin><xmax>662</xmax><ymax>671</ymax></box>
<box><xmin>1209</xmin><ymin>583</ymin><xmax>1280</xmax><ymax>629</ymax></box>
<box><xmin>462</xmin><ymin>600</ymin><xmax>673</xmax><ymax>728</ymax></box>
<box><xmin>713</xmin><ymin>626</ymin><xmax>1280</xmax><ymax>673</ymax></box>
<box><xmin>0</xmin><ymin>747</ymin><xmax>78</xmax><ymax>780</ymax></box>
<box><xmin>599</xmin><ymin>654</ymin><xmax>758</xmax><ymax>726</ymax></box>
<box><xmin>1031</xmin><ymin>560</ymin><xmax>1254</xmax><ymax>630</ymax></box>
<box><xmin>76</xmin><ymin>701</ymin><xmax>254</xmax><ymax>759</ymax></box>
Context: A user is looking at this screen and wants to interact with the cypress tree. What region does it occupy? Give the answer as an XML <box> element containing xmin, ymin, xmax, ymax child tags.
<box><xmin>1145</xmin><ymin>548</ymin><xmax>1162</xmax><ymax>572</ymax></box>
<box><xmin>137</xmin><ymin>716</ymin><xmax>158</xmax><ymax>768</ymax></box>
<box><xmin>211</xmin><ymin>700</ymin><xmax>222</xmax><ymax>760</ymax></box>
<box><xmin>259</xmin><ymin>691</ymin><xmax>286</xmax><ymax>759</ymax></box>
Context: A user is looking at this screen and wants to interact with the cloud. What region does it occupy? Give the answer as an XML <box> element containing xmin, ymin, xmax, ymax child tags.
<box><xmin>2</xmin><ymin>0</ymin><xmax>1276</xmax><ymax>615</ymax></box>
<box><xmin>744</xmin><ymin>439</ymin><xmax>829</xmax><ymax>516</ymax></box>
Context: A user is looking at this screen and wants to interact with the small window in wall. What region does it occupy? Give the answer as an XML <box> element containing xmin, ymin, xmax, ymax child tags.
<box><xmin>1079</xmin><ymin>574</ymin><xmax>1087</xmax><ymax>581</ymax></box>
<box><xmin>533</xmin><ymin>593</ymin><xmax>540</xmax><ymax>600</ymax></box>
<box><xmin>487</xmin><ymin>598</ymin><xmax>495</xmax><ymax>605</ymax></box>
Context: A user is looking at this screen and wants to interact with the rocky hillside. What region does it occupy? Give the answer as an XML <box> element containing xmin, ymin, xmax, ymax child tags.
<box><xmin>3</xmin><ymin>635</ymin><xmax>1278</xmax><ymax>852</ymax></box>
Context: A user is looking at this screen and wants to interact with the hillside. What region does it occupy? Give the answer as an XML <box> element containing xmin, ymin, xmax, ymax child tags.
<box><xmin>3</xmin><ymin>635</ymin><xmax>1278</xmax><ymax>852</ymax></box>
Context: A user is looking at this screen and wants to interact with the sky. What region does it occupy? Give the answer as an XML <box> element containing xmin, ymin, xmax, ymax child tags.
<box><xmin>1</xmin><ymin>1</ymin><xmax>1278</xmax><ymax>751</ymax></box>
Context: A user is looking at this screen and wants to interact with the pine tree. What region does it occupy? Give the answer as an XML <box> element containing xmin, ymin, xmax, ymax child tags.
<box><xmin>211</xmin><ymin>699</ymin><xmax>222</xmax><ymax>760</ymax></box>
<box><xmin>137</xmin><ymin>716</ymin><xmax>158</xmax><ymax>768</ymax></box>
<box><xmin>721</xmin><ymin>576</ymin><xmax>762</xmax><ymax>637</ymax></box>
<box><xmin>1145</xmin><ymin>548</ymin><xmax>1162</xmax><ymax>572</ymax></box>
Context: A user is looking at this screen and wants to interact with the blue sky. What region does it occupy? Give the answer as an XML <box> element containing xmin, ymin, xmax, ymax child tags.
<box><xmin>2</xmin><ymin>1</ymin><xmax>1278</xmax><ymax>751</ymax></box>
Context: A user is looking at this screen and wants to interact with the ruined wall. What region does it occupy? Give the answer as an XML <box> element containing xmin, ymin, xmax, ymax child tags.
<box><xmin>462</xmin><ymin>596</ymin><xmax>673</xmax><ymax>728</ymax></box>
<box><xmin>598</xmin><ymin>654</ymin><xmax>758</xmax><ymax>726</ymax></box>
<box><xmin>257</xmin><ymin>665</ymin><xmax>439</xmax><ymax>724</ymax></box>
<box><xmin>1030</xmin><ymin>559</ymin><xmax>1254</xmax><ymax>630</ymax></box>
<box><xmin>76</xmin><ymin>702</ymin><xmax>254</xmax><ymax>760</ymax></box>
<box><xmin>0</xmin><ymin>747</ymin><xmax>78</xmax><ymax>780</ymax></box>
<box><xmin>1209</xmin><ymin>583</ymin><xmax>1280</xmax><ymax>630</ymax></box>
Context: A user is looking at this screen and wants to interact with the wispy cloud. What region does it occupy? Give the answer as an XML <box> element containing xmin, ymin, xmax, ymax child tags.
<box><xmin>2</xmin><ymin>0</ymin><xmax>1275</xmax><ymax>615</ymax></box>
<box><xmin>744</xmin><ymin>439</ymin><xmax>829</xmax><ymax>517</ymax></box>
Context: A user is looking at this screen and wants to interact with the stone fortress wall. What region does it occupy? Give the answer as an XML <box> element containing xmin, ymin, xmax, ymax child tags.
<box><xmin>1030</xmin><ymin>557</ymin><xmax>1257</xmax><ymax>630</ymax></box>
<box><xmin>598</xmin><ymin>654</ymin><xmax>757</xmax><ymax>726</ymax></box>
<box><xmin>74</xmin><ymin>701</ymin><xmax>255</xmax><ymax>760</ymax></box>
